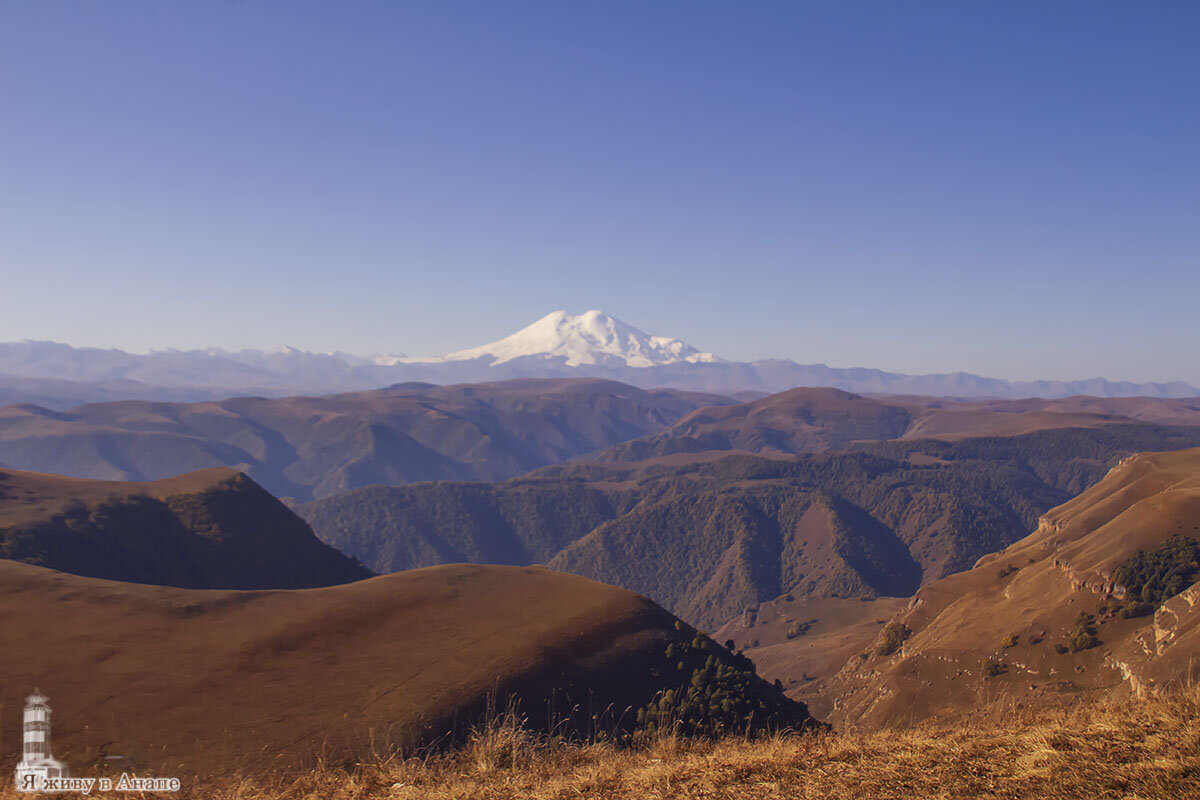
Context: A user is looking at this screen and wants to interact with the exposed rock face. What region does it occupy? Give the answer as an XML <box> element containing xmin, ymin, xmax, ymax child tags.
<box><xmin>1110</xmin><ymin>581</ymin><xmax>1200</xmax><ymax>697</ymax></box>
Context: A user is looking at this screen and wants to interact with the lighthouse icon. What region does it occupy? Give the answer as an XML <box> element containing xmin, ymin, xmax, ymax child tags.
<box><xmin>14</xmin><ymin>688</ymin><xmax>67</xmax><ymax>791</ymax></box>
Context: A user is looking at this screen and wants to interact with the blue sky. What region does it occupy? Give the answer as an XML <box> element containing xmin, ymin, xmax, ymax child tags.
<box><xmin>1</xmin><ymin>2</ymin><xmax>1197</xmax><ymax>383</ymax></box>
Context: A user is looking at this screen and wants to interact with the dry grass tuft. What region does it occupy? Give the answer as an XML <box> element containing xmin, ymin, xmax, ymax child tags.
<box><xmin>2</xmin><ymin>687</ymin><xmax>1197</xmax><ymax>799</ymax></box>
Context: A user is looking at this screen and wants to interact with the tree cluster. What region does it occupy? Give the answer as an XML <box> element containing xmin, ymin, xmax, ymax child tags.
<box><xmin>636</xmin><ymin>630</ymin><xmax>810</xmax><ymax>739</ymax></box>
<box><xmin>1112</xmin><ymin>534</ymin><xmax>1200</xmax><ymax>609</ymax></box>
<box><xmin>876</xmin><ymin>621</ymin><xmax>910</xmax><ymax>657</ymax></box>
<box><xmin>1066</xmin><ymin>611</ymin><xmax>1099</xmax><ymax>653</ymax></box>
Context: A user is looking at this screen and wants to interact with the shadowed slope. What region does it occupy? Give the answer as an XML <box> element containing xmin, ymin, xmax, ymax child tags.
<box><xmin>0</xmin><ymin>467</ymin><xmax>370</xmax><ymax>588</ymax></box>
<box><xmin>301</xmin><ymin>479</ymin><xmax>641</xmax><ymax>573</ymax></box>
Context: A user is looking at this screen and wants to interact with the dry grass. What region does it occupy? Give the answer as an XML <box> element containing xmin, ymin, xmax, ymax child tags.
<box><xmin>3</xmin><ymin>688</ymin><xmax>1198</xmax><ymax>799</ymax></box>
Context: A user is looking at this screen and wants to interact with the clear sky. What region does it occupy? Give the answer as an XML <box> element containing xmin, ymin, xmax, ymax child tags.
<box><xmin>1</xmin><ymin>2</ymin><xmax>1197</xmax><ymax>383</ymax></box>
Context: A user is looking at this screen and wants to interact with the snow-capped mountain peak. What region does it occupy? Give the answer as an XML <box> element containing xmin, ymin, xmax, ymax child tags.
<box><xmin>410</xmin><ymin>310</ymin><xmax>723</xmax><ymax>368</ymax></box>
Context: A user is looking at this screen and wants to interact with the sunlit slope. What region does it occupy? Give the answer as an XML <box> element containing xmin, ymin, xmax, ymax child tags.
<box><xmin>829</xmin><ymin>447</ymin><xmax>1200</xmax><ymax>729</ymax></box>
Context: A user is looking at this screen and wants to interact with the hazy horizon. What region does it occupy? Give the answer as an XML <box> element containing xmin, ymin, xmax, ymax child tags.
<box><xmin>2</xmin><ymin>3</ymin><xmax>1197</xmax><ymax>384</ymax></box>
<box><xmin>4</xmin><ymin>306</ymin><xmax>1196</xmax><ymax>389</ymax></box>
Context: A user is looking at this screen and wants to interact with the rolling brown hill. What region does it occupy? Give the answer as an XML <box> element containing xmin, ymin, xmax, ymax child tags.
<box><xmin>821</xmin><ymin>447</ymin><xmax>1200</xmax><ymax>730</ymax></box>
<box><xmin>0</xmin><ymin>467</ymin><xmax>369</xmax><ymax>588</ymax></box>
<box><xmin>0</xmin><ymin>379</ymin><xmax>733</xmax><ymax>500</ymax></box>
<box><xmin>0</xmin><ymin>561</ymin><xmax>812</xmax><ymax>777</ymax></box>
<box><xmin>598</xmin><ymin>389</ymin><xmax>1200</xmax><ymax>462</ymax></box>
<box><xmin>597</xmin><ymin>388</ymin><xmax>914</xmax><ymax>460</ymax></box>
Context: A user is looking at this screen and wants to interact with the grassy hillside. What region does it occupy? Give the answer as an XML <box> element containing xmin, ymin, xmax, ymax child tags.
<box><xmin>0</xmin><ymin>467</ymin><xmax>369</xmax><ymax>588</ymax></box>
<box><xmin>304</xmin><ymin>425</ymin><xmax>1200</xmax><ymax>631</ymax></box>
<box><xmin>0</xmin><ymin>379</ymin><xmax>732</xmax><ymax>500</ymax></box>
<box><xmin>825</xmin><ymin>447</ymin><xmax>1200</xmax><ymax>730</ymax></box>
<box><xmin>6</xmin><ymin>686</ymin><xmax>1194</xmax><ymax>798</ymax></box>
<box><xmin>0</xmin><ymin>560</ymin><xmax>811</xmax><ymax>778</ymax></box>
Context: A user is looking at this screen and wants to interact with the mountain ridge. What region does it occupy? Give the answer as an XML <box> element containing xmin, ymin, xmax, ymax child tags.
<box><xmin>0</xmin><ymin>379</ymin><xmax>732</xmax><ymax>500</ymax></box>
<box><xmin>3</xmin><ymin>310</ymin><xmax>1196</xmax><ymax>406</ymax></box>
<box><xmin>596</xmin><ymin>389</ymin><xmax>1200</xmax><ymax>461</ymax></box>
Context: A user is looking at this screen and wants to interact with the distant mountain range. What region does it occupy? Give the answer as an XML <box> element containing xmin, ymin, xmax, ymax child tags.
<box><xmin>1</xmin><ymin>310</ymin><xmax>1195</xmax><ymax>407</ymax></box>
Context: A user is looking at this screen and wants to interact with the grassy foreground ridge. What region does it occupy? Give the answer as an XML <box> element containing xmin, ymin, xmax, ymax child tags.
<box><xmin>6</xmin><ymin>686</ymin><xmax>1195</xmax><ymax>800</ymax></box>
